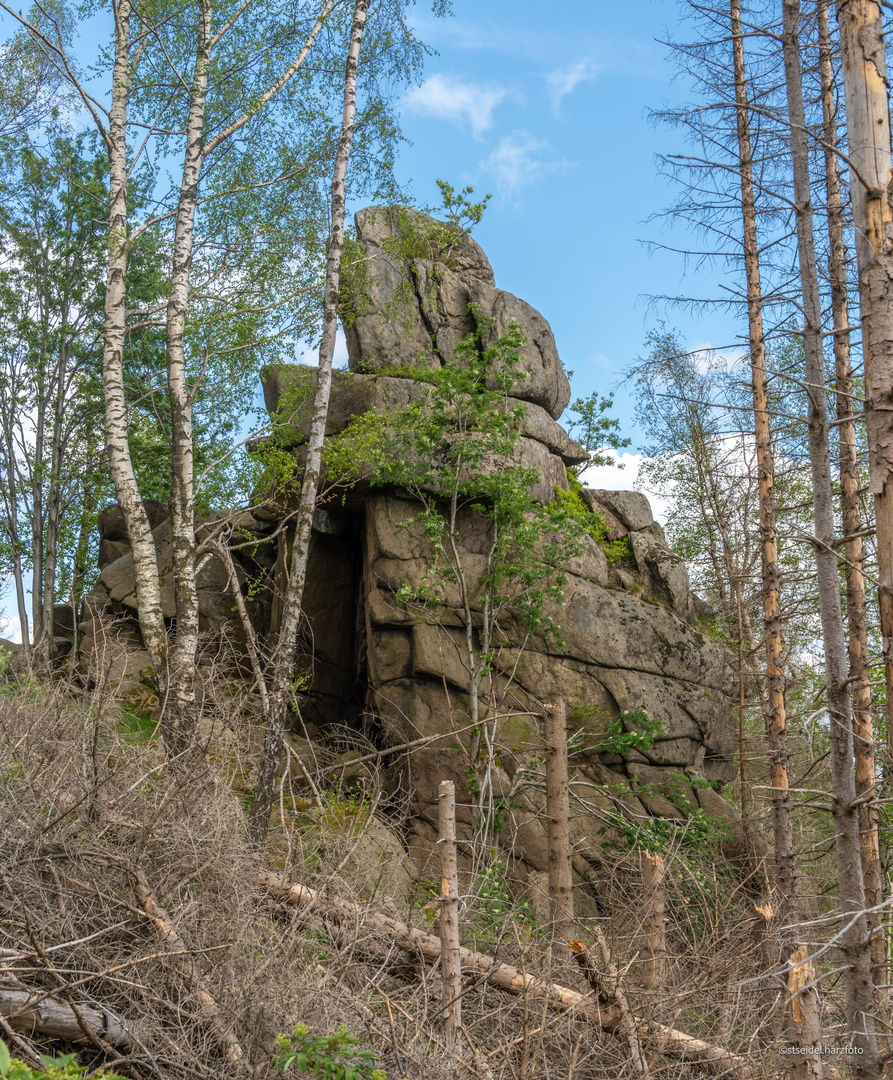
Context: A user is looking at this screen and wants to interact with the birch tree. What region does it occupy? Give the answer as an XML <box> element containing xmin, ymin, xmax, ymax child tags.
<box><xmin>247</xmin><ymin>0</ymin><xmax>370</xmax><ymax>844</ymax></box>
<box><xmin>1</xmin><ymin>0</ymin><xmax>425</xmax><ymax>749</ymax></box>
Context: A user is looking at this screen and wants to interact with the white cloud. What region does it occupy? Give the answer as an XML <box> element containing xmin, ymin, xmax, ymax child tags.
<box><xmin>481</xmin><ymin>131</ymin><xmax>567</xmax><ymax>202</ymax></box>
<box><xmin>546</xmin><ymin>59</ymin><xmax>599</xmax><ymax>113</ymax></box>
<box><xmin>403</xmin><ymin>74</ymin><xmax>509</xmax><ymax>140</ymax></box>
<box><xmin>577</xmin><ymin>450</ymin><xmax>671</xmax><ymax>527</ymax></box>
<box><xmin>688</xmin><ymin>340</ymin><xmax>748</xmax><ymax>372</ymax></box>
<box><xmin>0</xmin><ymin>610</ymin><xmax>23</xmax><ymax>645</ymax></box>
<box><xmin>294</xmin><ymin>328</ymin><xmax>349</xmax><ymax>369</ymax></box>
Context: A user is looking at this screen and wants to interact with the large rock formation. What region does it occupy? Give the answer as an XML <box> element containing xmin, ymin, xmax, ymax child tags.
<box><xmin>76</xmin><ymin>206</ymin><xmax>742</xmax><ymax>896</ymax></box>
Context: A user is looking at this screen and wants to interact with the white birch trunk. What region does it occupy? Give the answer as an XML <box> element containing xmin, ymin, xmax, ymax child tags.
<box><xmin>248</xmin><ymin>0</ymin><xmax>371</xmax><ymax>844</ymax></box>
<box><xmin>101</xmin><ymin>0</ymin><xmax>169</xmax><ymax>684</ymax></box>
<box><xmin>161</xmin><ymin>0</ymin><xmax>213</xmax><ymax>749</ymax></box>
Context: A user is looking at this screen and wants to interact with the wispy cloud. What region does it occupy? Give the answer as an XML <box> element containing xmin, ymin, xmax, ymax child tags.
<box><xmin>294</xmin><ymin>329</ymin><xmax>349</xmax><ymax>369</ymax></box>
<box><xmin>577</xmin><ymin>451</ymin><xmax>672</xmax><ymax>527</ymax></box>
<box><xmin>403</xmin><ymin>74</ymin><xmax>509</xmax><ymax>140</ymax></box>
<box><xmin>481</xmin><ymin>131</ymin><xmax>567</xmax><ymax>202</ymax></box>
<box><xmin>546</xmin><ymin>59</ymin><xmax>599</xmax><ymax>113</ymax></box>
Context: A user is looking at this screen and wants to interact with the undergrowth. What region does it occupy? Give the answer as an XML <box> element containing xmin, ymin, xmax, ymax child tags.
<box><xmin>0</xmin><ymin>667</ymin><xmax>852</xmax><ymax>1079</ymax></box>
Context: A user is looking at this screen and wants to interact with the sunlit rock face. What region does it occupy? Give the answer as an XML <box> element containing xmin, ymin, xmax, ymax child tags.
<box><xmin>79</xmin><ymin>207</ymin><xmax>744</xmax><ymax>888</ymax></box>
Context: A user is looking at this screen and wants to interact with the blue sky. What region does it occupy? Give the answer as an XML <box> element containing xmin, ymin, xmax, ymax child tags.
<box><xmin>2</xmin><ymin>0</ymin><xmax>740</xmax><ymax>639</ymax></box>
<box><xmin>389</xmin><ymin>0</ymin><xmax>740</xmax><ymax>453</ymax></box>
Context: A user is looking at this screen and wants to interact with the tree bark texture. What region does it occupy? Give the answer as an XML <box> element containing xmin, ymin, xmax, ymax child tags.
<box><xmin>258</xmin><ymin>872</ymin><xmax>761</xmax><ymax>1079</ymax></box>
<box><xmin>248</xmin><ymin>0</ymin><xmax>370</xmax><ymax>845</ymax></box>
<box><xmin>818</xmin><ymin>0</ymin><xmax>885</xmax><ymax>991</ymax></box>
<box><xmin>438</xmin><ymin>779</ymin><xmax>462</xmax><ymax>1045</ymax></box>
<box><xmin>569</xmin><ymin>935</ymin><xmax>648</xmax><ymax>1076</ymax></box>
<box><xmin>782</xmin><ymin>3</ymin><xmax>880</xmax><ymax>1073</ymax></box>
<box><xmin>129</xmin><ymin>865</ymin><xmax>244</xmax><ymax>1065</ymax></box>
<box><xmin>730</xmin><ymin>0</ymin><xmax>798</xmax><ymax>915</ymax></box>
<box><xmin>641</xmin><ymin>851</ymin><xmax>666</xmax><ymax>994</ymax></box>
<box><xmin>158</xmin><ymin>0</ymin><xmax>214</xmax><ymax>750</ymax></box>
<box><xmin>544</xmin><ymin>700</ymin><xmax>574</xmax><ymax>954</ymax></box>
<box><xmin>786</xmin><ymin>947</ymin><xmax>823</xmax><ymax>1080</ymax></box>
<box><xmin>834</xmin><ymin>0</ymin><xmax>893</xmax><ymax>781</ymax></box>
<box><xmin>101</xmin><ymin>0</ymin><xmax>169</xmax><ymax>689</ymax></box>
<box><xmin>0</xmin><ymin>987</ymin><xmax>143</xmax><ymax>1051</ymax></box>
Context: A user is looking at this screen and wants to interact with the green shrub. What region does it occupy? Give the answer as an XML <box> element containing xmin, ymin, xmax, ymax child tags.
<box><xmin>0</xmin><ymin>1042</ymin><xmax>126</xmax><ymax>1080</ymax></box>
<box><xmin>274</xmin><ymin>1023</ymin><xmax>396</xmax><ymax>1080</ymax></box>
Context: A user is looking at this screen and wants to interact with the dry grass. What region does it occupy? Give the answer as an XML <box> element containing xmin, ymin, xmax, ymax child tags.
<box><xmin>0</xmin><ymin>661</ymin><xmax>862</xmax><ymax>1080</ymax></box>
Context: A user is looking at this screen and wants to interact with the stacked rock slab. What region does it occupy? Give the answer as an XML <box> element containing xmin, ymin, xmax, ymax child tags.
<box><xmin>79</xmin><ymin>206</ymin><xmax>743</xmax><ymax>890</ymax></box>
<box><xmin>258</xmin><ymin>206</ymin><xmax>742</xmax><ymax>876</ymax></box>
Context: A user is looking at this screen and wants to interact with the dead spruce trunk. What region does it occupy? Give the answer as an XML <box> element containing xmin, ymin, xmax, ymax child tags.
<box><xmin>786</xmin><ymin>947</ymin><xmax>823</xmax><ymax>1080</ymax></box>
<box><xmin>641</xmin><ymin>850</ymin><xmax>666</xmax><ymax>994</ymax></box>
<box><xmin>570</xmin><ymin>934</ymin><xmax>648</xmax><ymax>1077</ymax></box>
<box><xmin>835</xmin><ymin>0</ymin><xmax>893</xmax><ymax>795</ymax></box>
<box><xmin>258</xmin><ymin>872</ymin><xmax>761</xmax><ymax>1079</ymax></box>
<box><xmin>0</xmin><ymin>987</ymin><xmax>144</xmax><ymax>1052</ymax></box>
<box><xmin>438</xmin><ymin>779</ymin><xmax>462</xmax><ymax>1045</ymax></box>
<box><xmin>781</xmin><ymin>3</ymin><xmax>880</xmax><ymax>1072</ymax></box>
<box><xmin>730</xmin><ymin>0</ymin><xmax>798</xmax><ymax>917</ymax></box>
<box><xmin>817</xmin><ymin>0</ymin><xmax>885</xmax><ymax>992</ymax></box>
<box><xmin>248</xmin><ymin>0</ymin><xmax>369</xmax><ymax>845</ymax></box>
<box><xmin>545</xmin><ymin>700</ymin><xmax>574</xmax><ymax>955</ymax></box>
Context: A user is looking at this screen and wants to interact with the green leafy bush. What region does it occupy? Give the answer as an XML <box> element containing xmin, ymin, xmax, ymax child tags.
<box><xmin>0</xmin><ymin>1041</ymin><xmax>126</xmax><ymax>1080</ymax></box>
<box><xmin>274</xmin><ymin>1024</ymin><xmax>392</xmax><ymax>1080</ymax></box>
<box><xmin>553</xmin><ymin>472</ymin><xmax>632</xmax><ymax>566</ymax></box>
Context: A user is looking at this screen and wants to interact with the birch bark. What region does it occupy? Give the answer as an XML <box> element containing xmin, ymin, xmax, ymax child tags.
<box><xmin>781</xmin><ymin>3</ymin><xmax>880</xmax><ymax>1071</ymax></box>
<box><xmin>101</xmin><ymin>0</ymin><xmax>169</xmax><ymax>685</ymax></box>
<box><xmin>248</xmin><ymin>0</ymin><xmax>370</xmax><ymax>843</ymax></box>
<box><xmin>161</xmin><ymin>0</ymin><xmax>213</xmax><ymax>750</ymax></box>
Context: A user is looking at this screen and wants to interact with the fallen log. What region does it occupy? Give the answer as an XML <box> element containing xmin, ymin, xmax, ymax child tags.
<box><xmin>128</xmin><ymin>865</ymin><xmax>244</xmax><ymax>1065</ymax></box>
<box><xmin>258</xmin><ymin>872</ymin><xmax>760</xmax><ymax>1079</ymax></box>
<box><xmin>570</xmin><ymin>935</ymin><xmax>648</xmax><ymax>1077</ymax></box>
<box><xmin>0</xmin><ymin>988</ymin><xmax>142</xmax><ymax>1050</ymax></box>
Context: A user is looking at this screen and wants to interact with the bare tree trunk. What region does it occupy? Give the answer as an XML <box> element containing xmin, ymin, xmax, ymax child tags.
<box><xmin>438</xmin><ymin>779</ymin><xmax>462</xmax><ymax>1046</ymax></box>
<box><xmin>730</xmin><ymin>0</ymin><xmax>798</xmax><ymax>916</ymax></box>
<box><xmin>0</xmin><ymin>988</ymin><xmax>143</xmax><ymax>1051</ymax></box>
<box><xmin>101</xmin><ymin>0</ymin><xmax>168</xmax><ymax>687</ymax></box>
<box><xmin>2</xmin><ymin>432</ymin><xmax>30</xmax><ymax>659</ymax></box>
<box><xmin>247</xmin><ymin>0</ymin><xmax>370</xmax><ymax>845</ymax></box>
<box><xmin>818</xmin><ymin>0</ymin><xmax>885</xmax><ymax>994</ymax></box>
<box><xmin>834</xmin><ymin>0</ymin><xmax>893</xmax><ymax>795</ymax></box>
<box><xmin>570</xmin><ymin>935</ymin><xmax>648</xmax><ymax>1077</ymax></box>
<box><xmin>161</xmin><ymin>0</ymin><xmax>213</xmax><ymax>751</ymax></box>
<box><xmin>37</xmin><ymin>346</ymin><xmax>67</xmax><ymax>667</ymax></box>
<box><xmin>260</xmin><ymin>872</ymin><xmax>761</xmax><ymax>1079</ymax></box>
<box><xmin>641</xmin><ymin>850</ymin><xmax>666</xmax><ymax>995</ymax></box>
<box><xmin>544</xmin><ymin>700</ymin><xmax>574</xmax><ymax>955</ymax></box>
<box><xmin>735</xmin><ymin>586</ymin><xmax>754</xmax><ymax>858</ymax></box>
<box><xmin>129</xmin><ymin>865</ymin><xmax>244</xmax><ymax>1064</ymax></box>
<box><xmin>786</xmin><ymin>947</ymin><xmax>823</xmax><ymax>1080</ymax></box>
<box><xmin>781</xmin><ymin>3</ymin><xmax>880</xmax><ymax>1072</ymax></box>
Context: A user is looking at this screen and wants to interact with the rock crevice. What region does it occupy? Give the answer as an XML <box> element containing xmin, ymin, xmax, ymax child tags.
<box><xmin>74</xmin><ymin>206</ymin><xmax>744</xmax><ymax>887</ymax></box>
